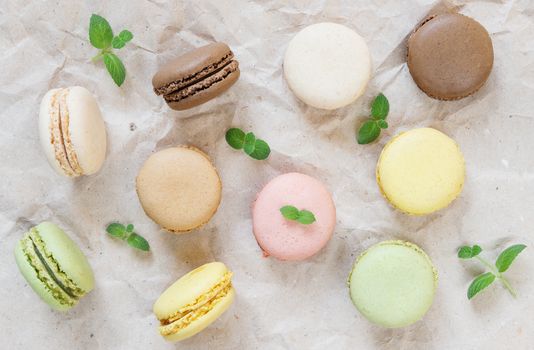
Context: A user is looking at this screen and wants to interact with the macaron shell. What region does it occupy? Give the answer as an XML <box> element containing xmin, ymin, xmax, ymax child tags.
<box><xmin>284</xmin><ymin>22</ymin><xmax>371</xmax><ymax>110</ymax></box>
<box><xmin>136</xmin><ymin>146</ymin><xmax>222</xmax><ymax>232</ymax></box>
<box><xmin>349</xmin><ymin>241</ymin><xmax>437</xmax><ymax>328</ymax></box>
<box><xmin>407</xmin><ymin>14</ymin><xmax>493</xmax><ymax>100</ymax></box>
<box><xmin>66</xmin><ymin>86</ymin><xmax>107</xmax><ymax>175</ymax></box>
<box><xmin>39</xmin><ymin>88</ymin><xmax>66</xmax><ymax>176</ymax></box>
<box><xmin>164</xmin><ymin>287</ymin><xmax>235</xmax><ymax>342</ymax></box>
<box><xmin>153</xmin><ymin>262</ymin><xmax>229</xmax><ymax>319</ymax></box>
<box><xmin>14</xmin><ymin>240</ymin><xmax>72</xmax><ymax>311</ymax></box>
<box><xmin>377</xmin><ymin>128</ymin><xmax>465</xmax><ymax>215</ymax></box>
<box><xmin>35</xmin><ymin>222</ymin><xmax>95</xmax><ymax>293</ymax></box>
<box><xmin>252</xmin><ymin>172</ymin><xmax>336</xmax><ymax>261</ymax></box>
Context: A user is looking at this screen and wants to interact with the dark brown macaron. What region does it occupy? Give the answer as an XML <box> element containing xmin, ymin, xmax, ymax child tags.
<box><xmin>407</xmin><ymin>14</ymin><xmax>493</xmax><ymax>100</ymax></box>
<box><xmin>152</xmin><ymin>42</ymin><xmax>240</xmax><ymax>110</ymax></box>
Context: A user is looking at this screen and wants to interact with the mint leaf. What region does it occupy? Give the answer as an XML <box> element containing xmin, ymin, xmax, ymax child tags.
<box><xmin>243</xmin><ymin>132</ymin><xmax>256</xmax><ymax>155</ymax></box>
<box><xmin>468</xmin><ymin>272</ymin><xmax>495</xmax><ymax>299</ymax></box>
<box><xmin>112</xmin><ymin>30</ymin><xmax>133</xmax><ymax>49</ymax></box>
<box><xmin>357</xmin><ymin>120</ymin><xmax>380</xmax><ymax>144</ymax></box>
<box><xmin>225</xmin><ymin>128</ymin><xmax>246</xmax><ymax>150</ymax></box>
<box><xmin>103</xmin><ymin>53</ymin><xmax>126</xmax><ymax>86</ymax></box>
<box><xmin>371</xmin><ymin>93</ymin><xmax>389</xmax><ymax>120</ymax></box>
<box><xmin>89</xmin><ymin>14</ymin><xmax>113</xmax><ymax>49</ymax></box>
<box><xmin>377</xmin><ymin>120</ymin><xmax>388</xmax><ymax>129</ymax></box>
<box><xmin>297</xmin><ymin>210</ymin><xmax>316</xmax><ymax>225</ymax></box>
<box><xmin>249</xmin><ymin>139</ymin><xmax>270</xmax><ymax>160</ymax></box>
<box><xmin>495</xmin><ymin>244</ymin><xmax>526</xmax><ymax>273</ymax></box>
<box><xmin>106</xmin><ymin>223</ymin><xmax>126</xmax><ymax>238</ymax></box>
<box><xmin>126</xmin><ymin>233</ymin><xmax>150</xmax><ymax>251</ymax></box>
<box><xmin>458</xmin><ymin>245</ymin><xmax>482</xmax><ymax>259</ymax></box>
<box><xmin>280</xmin><ymin>205</ymin><xmax>299</xmax><ymax>220</ymax></box>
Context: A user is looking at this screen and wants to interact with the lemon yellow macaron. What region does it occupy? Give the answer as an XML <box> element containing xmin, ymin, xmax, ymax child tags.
<box><xmin>376</xmin><ymin>128</ymin><xmax>465</xmax><ymax>215</ymax></box>
<box><xmin>153</xmin><ymin>262</ymin><xmax>235</xmax><ymax>342</ymax></box>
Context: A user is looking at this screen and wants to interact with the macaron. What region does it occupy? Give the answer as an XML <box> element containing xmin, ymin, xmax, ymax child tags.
<box><xmin>152</xmin><ymin>42</ymin><xmax>240</xmax><ymax>110</ymax></box>
<box><xmin>136</xmin><ymin>146</ymin><xmax>222</xmax><ymax>232</ymax></box>
<box><xmin>153</xmin><ymin>262</ymin><xmax>235</xmax><ymax>342</ymax></box>
<box><xmin>252</xmin><ymin>172</ymin><xmax>336</xmax><ymax>261</ymax></box>
<box><xmin>284</xmin><ymin>22</ymin><xmax>371</xmax><ymax>110</ymax></box>
<box><xmin>348</xmin><ymin>240</ymin><xmax>437</xmax><ymax>328</ymax></box>
<box><xmin>376</xmin><ymin>128</ymin><xmax>465</xmax><ymax>215</ymax></box>
<box><xmin>407</xmin><ymin>13</ymin><xmax>494</xmax><ymax>100</ymax></box>
<box><xmin>14</xmin><ymin>222</ymin><xmax>95</xmax><ymax>311</ymax></box>
<box><xmin>38</xmin><ymin>86</ymin><xmax>107</xmax><ymax>177</ymax></box>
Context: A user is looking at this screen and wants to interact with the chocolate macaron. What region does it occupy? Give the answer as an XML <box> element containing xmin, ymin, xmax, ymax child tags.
<box><xmin>153</xmin><ymin>43</ymin><xmax>240</xmax><ymax>110</ymax></box>
<box><xmin>407</xmin><ymin>14</ymin><xmax>493</xmax><ymax>100</ymax></box>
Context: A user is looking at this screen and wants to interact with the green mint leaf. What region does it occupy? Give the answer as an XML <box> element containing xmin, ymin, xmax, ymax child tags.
<box><xmin>495</xmin><ymin>244</ymin><xmax>526</xmax><ymax>273</ymax></box>
<box><xmin>467</xmin><ymin>272</ymin><xmax>495</xmax><ymax>300</ymax></box>
<box><xmin>89</xmin><ymin>14</ymin><xmax>113</xmax><ymax>49</ymax></box>
<box><xmin>112</xmin><ymin>30</ymin><xmax>134</xmax><ymax>49</ymax></box>
<box><xmin>297</xmin><ymin>210</ymin><xmax>316</xmax><ymax>225</ymax></box>
<box><xmin>471</xmin><ymin>245</ymin><xmax>482</xmax><ymax>257</ymax></box>
<box><xmin>106</xmin><ymin>223</ymin><xmax>126</xmax><ymax>238</ymax></box>
<box><xmin>249</xmin><ymin>139</ymin><xmax>270</xmax><ymax>160</ymax></box>
<box><xmin>371</xmin><ymin>93</ymin><xmax>389</xmax><ymax>120</ymax></box>
<box><xmin>357</xmin><ymin>120</ymin><xmax>380</xmax><ymax>144</ymax></box>
<box><xmin>458</xmin><ymin>245</ymin><xmax>482</xmax><ymax>259</ymax></box>
<box><xmin>280</xmin><ymin>205</ymin><xmax>300</xmax><ymax>220</ymax></box>
<box><xmin>243</xmin><ymin>132</ymin><xmax>256</xmax><ymax>155</ymax></box>
<box><xmin>126</xmin><ymin>233</ymin><xmax>150</xmax><ymax>251</ymax></box>
<box><xmin>126</xmin><ymin>224</ymin><xmax>134</xmax><ymax>233</ymax></box>
<box><xmin>103</xmin><ymin>52</ymin><xmax>126</xmax><ymax>86</ymax></box>
<box><xmin>377</xmin><ymin>120</ymin><xmax>388</xmax><ymax>129</ymax></box>
<box><xmin>225</xmin><ymin>128</ymin><xmax>246</xmax><ymax>150</ymax></box>
<box><xmin>458</xmin><ymin>246</ymin><xmax>473</xmax><ymax>259</ymax></box>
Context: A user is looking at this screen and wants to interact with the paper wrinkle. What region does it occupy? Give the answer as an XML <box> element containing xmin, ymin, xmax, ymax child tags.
<box><xmin>2</xmin><ymin>0</ymin><xmax>534</xmax><ymax>349</ymax></box>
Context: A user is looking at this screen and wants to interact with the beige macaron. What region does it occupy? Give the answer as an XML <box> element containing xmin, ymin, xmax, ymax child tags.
<box><xmin>38</xmin><ymin>86</ymin><xmax>107</xmax><ymax>177</ymax></box>
<box><xmin>136</xmin><ymin>146</ymin><xmax>222</xmax><ymax>233</ymax></box>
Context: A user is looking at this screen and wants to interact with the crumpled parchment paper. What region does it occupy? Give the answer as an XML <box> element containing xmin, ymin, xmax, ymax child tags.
<box><xmin>1</xmin><ymin>0</ymin><xmax>534</xmax><ymax>349</ymax></box>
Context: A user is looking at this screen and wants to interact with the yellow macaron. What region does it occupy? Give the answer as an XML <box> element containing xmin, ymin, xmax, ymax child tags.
<box><xmin>153</xmin><ymin>262</ymin><xmax>235</xmax><ymax>342</ymax></box>
<box><xmin>376</xmin><ymin>128</ymin><xmax>465</xmax><ymax>215</ymax></box>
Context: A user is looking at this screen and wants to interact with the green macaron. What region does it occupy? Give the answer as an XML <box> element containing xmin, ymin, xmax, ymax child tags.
<box><xmin>348</xmin><ymin>240</ymin><xmax>437</xmax><ymax>328</ymax></box>
<box><xmin>14</xmin><ymin>222</ymin><xmax>95</xmax><ymax>311</ymax></box>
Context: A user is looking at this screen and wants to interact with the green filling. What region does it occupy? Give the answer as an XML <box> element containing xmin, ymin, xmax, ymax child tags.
<box><xmin>20</xmin><ymin>236</ymin><xmax>75</xmax><ymax>307</ymax></box>
<box><xmin>29</xmin><ymin>228</ymin><xmax>85</xmax><ymax>297</ymax></box>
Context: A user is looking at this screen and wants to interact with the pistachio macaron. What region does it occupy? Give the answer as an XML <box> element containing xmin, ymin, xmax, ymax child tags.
<box><xmin>39</xmin><ymin>86</ymin><xmax>107</xmax><ymax>177</ymax></box>
<box><xmin>376</xmin><ymin>128</ymin><xmax>465</xmax><ymax>215</ymax></box>
<box><xmin>153</xmin><ymin>262</ymin><xmax>235</xmax><ymax>342</ymax></box>
<box><xmin>14</xmin><ymin>222</ymin><xmax>95</xmax><ymax>311</ymax></box>
<box><xmin>348</xmin><ymin>240</ymin><xmax>437</xmax><ymax>328</ymax></box>
<box><xmin>136</xmin><ymin>146</ymin><xmax>222</xmax><ymax>232</ymax></box>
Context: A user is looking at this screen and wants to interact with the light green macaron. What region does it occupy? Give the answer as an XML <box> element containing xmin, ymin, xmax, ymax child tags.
<box><xmin>14</xmin><ymin>222</ymin><xmax>95</xmax><ymax>311</ymax></box>
<box><xmin>348</xmin><ymin>240</ymin><xmax>437</xmax><ymax>328</ymax></box>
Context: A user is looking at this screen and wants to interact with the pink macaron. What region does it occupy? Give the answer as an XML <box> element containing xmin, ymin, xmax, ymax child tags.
<box><xmin>252</xmin><ymin>172</ymin><xmax>336</xmax><ymax>261</ymax></box>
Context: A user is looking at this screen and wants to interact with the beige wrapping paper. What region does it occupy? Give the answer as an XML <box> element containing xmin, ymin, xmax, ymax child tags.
<box><xmin>1</xmin><ymin>0</ymin><xmax>533</xmax><ymax>348</ymax></box>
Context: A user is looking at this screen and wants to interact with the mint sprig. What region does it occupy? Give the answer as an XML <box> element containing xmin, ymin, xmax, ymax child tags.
<box><xmin>280</xmin><ymin>205</ymin><xmax>316</xmax><ymax>225</ymax></box>
<box><xmin>357</xmin><ymin>93</ymin><xmax>390</xmax><ymax>144</ymax></box>
<box><xmin>225</xmin><ymin>128</ymin><xmax>270</xmax><ymax>160</ymax></box>
<box><xmin>458</xmin><ymin>243</ymin><xmax>526</xmax><ymax>299</ymax></box>
<box><xmin>89</xmin><ymin>14</ymin><xmax>133</xmax><ymax>86</ymax></box>
<box><xmin>106</xmin><ymin>223</ymin><xmax>149</xmax><ymax>251</ymax></box>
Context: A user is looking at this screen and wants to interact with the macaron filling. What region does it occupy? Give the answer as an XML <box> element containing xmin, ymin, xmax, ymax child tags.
<box><xmin>49</xmin><ymin>88</ymin><xmax>82</xmax><ymax>177</ymax></box>
<box><xmin>158</xmin><ymin>272</ymin><xmax>233</xmax><ymax>336</ymax></box>
<box><xmin>162</xmin><ymin>60</ymin><xmax>239</xmax><ymax>103</ymax></box>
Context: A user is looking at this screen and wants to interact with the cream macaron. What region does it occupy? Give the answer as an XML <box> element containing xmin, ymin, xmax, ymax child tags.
<box><xmin>136</xmin><ymin>146</ymin><xmax>222</xmax><ymax>233</ymax></box>
<box><xmin>38</xmin><ymin>86</ymin><xmax>107</xmax><ymax>177</ymax></box>
<box><xmin>376</xmin><ymin>128</ymin><xmax>465</xmax><ymax>215</ymax></box>
<box><xmin>284</xmin><ymin>22</ymin><xmax>371</xmax><ymax>110</ymax></box>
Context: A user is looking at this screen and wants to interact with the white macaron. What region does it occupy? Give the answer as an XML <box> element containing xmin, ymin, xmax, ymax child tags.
<box><xmin>38</xmin><ymin>86</ymin><xmax>107</xmax><ymax>177</ymax></box>
<box><xmin>284</xmin><ymin>23</ymin><xmax>371</xmax><ymax>110</ymax></box>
